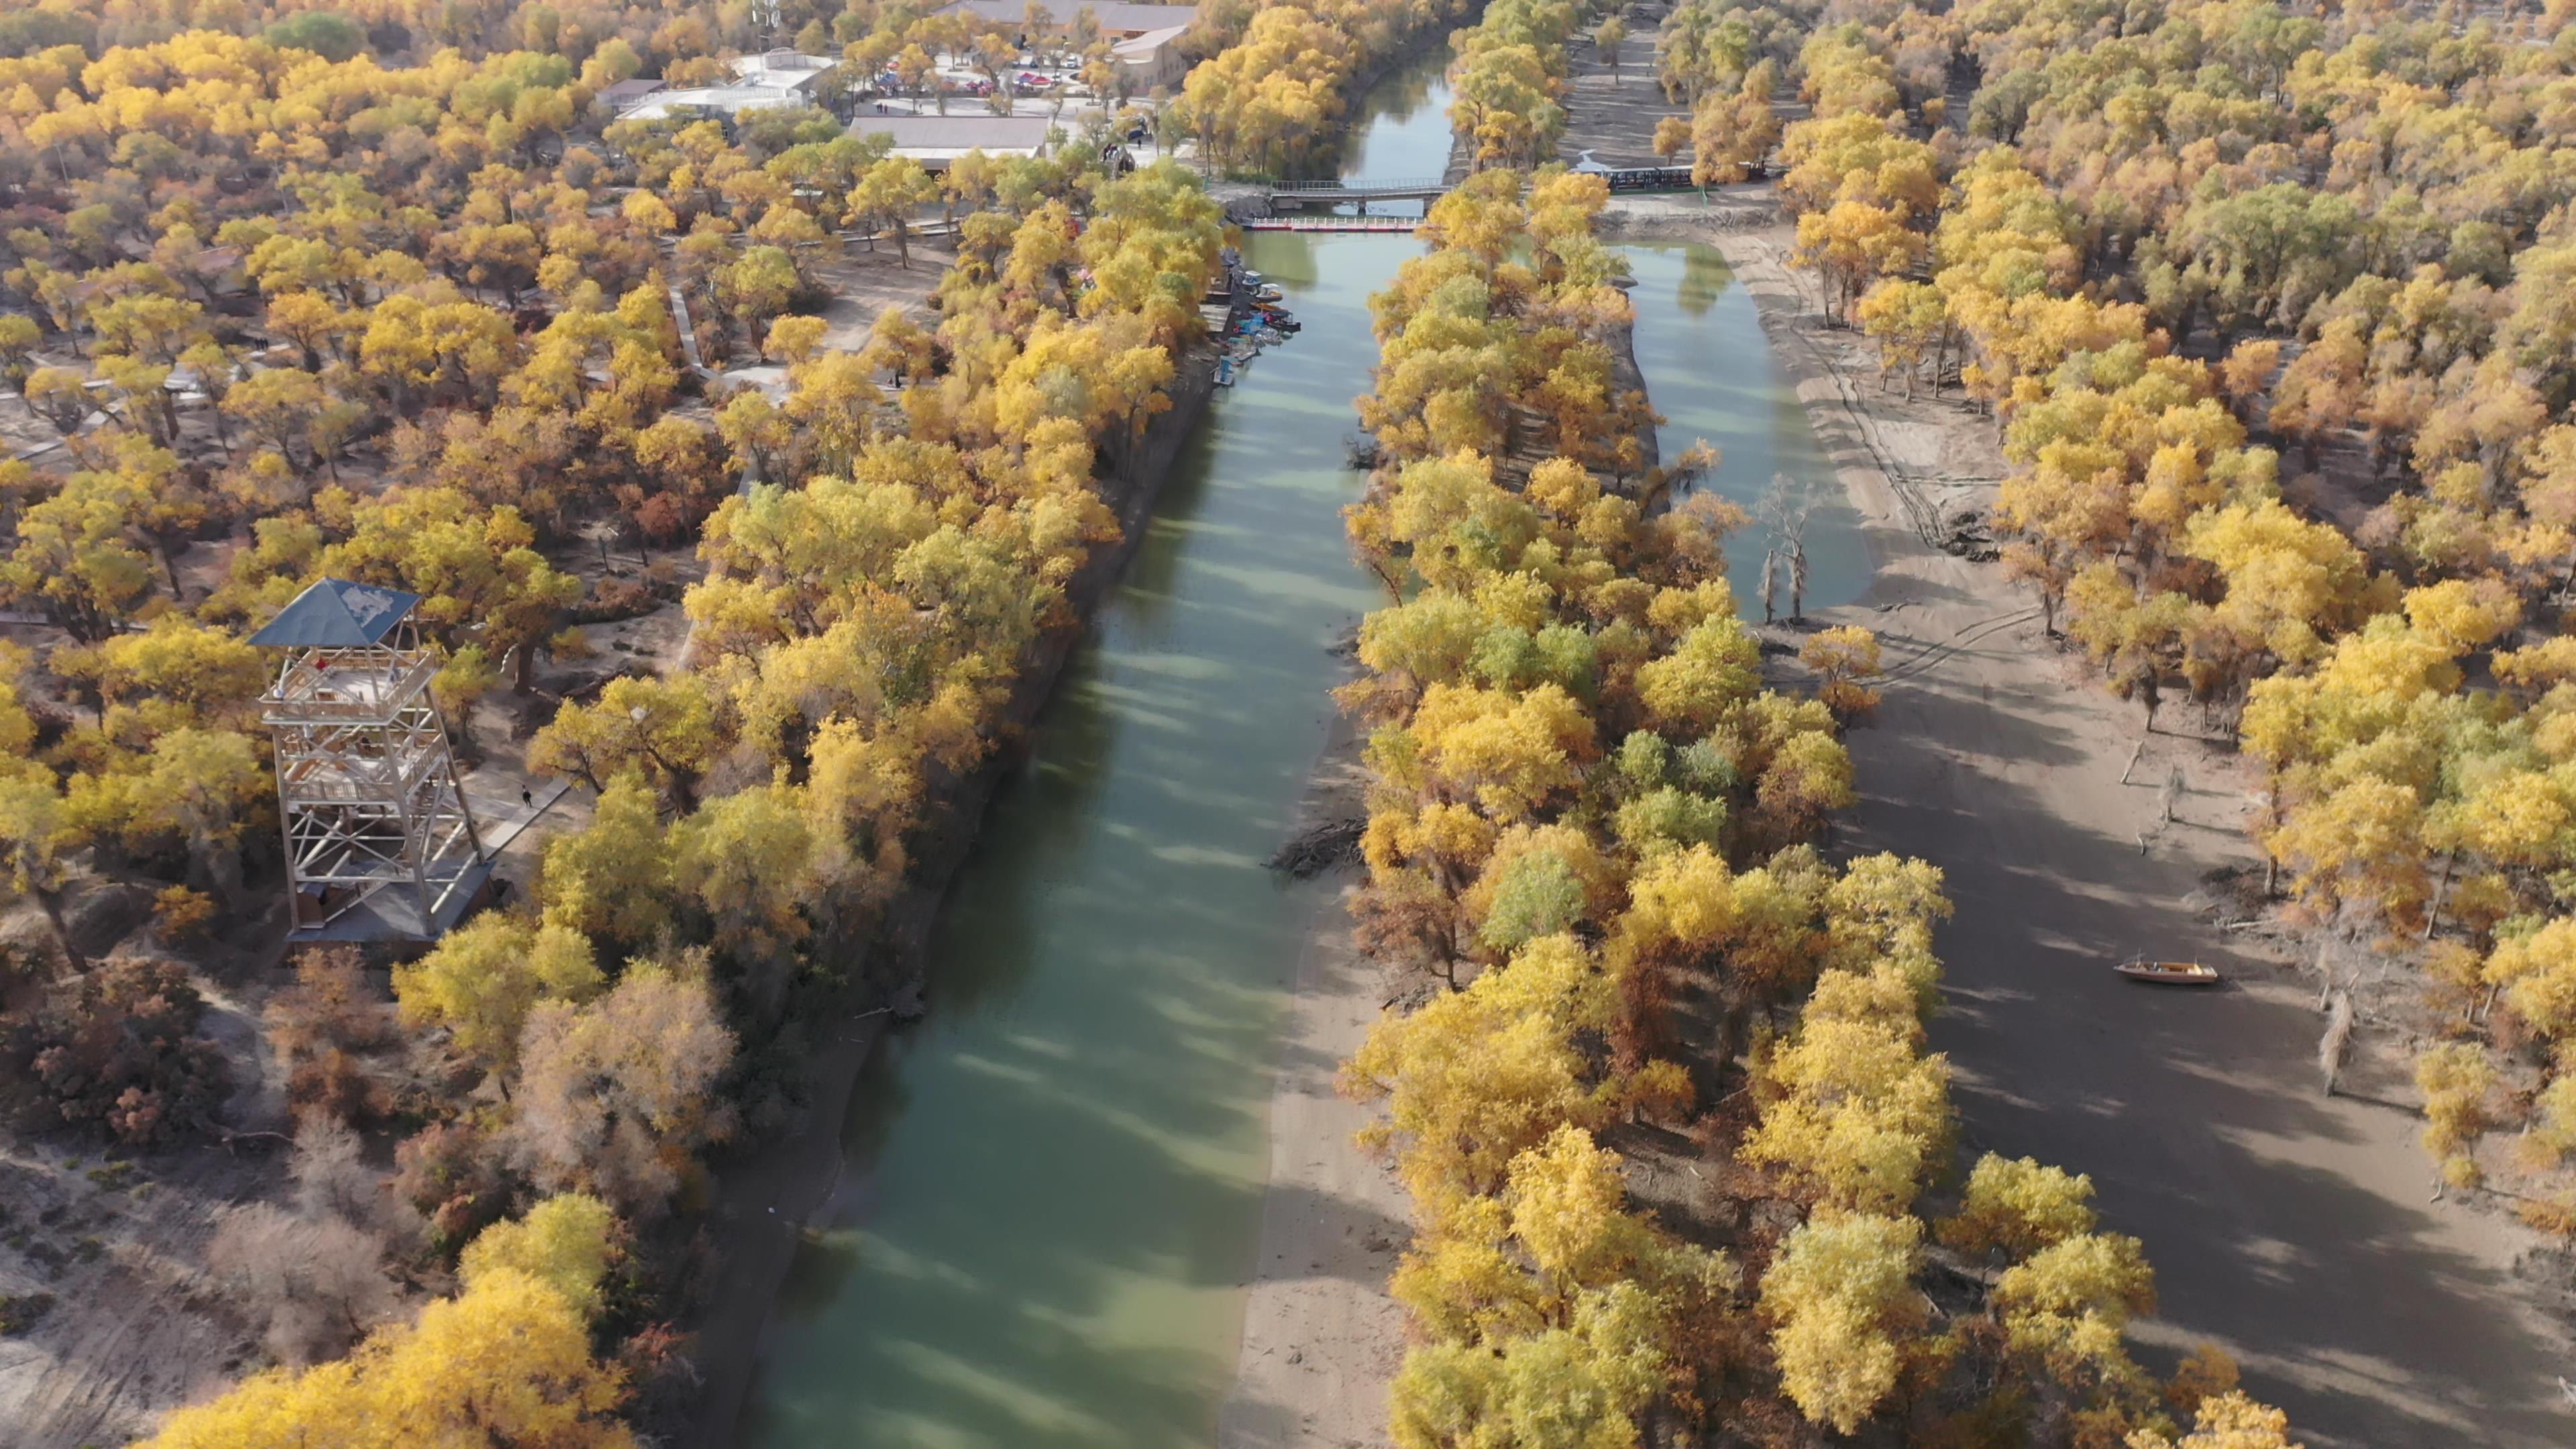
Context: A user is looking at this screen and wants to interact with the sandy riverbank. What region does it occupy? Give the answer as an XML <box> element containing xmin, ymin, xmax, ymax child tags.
<box><xmin>1707</xmin><ymin>221</ymin><xmax>2576</xmax><ymax>1448</ymax></box>
<box><xmin>1216</xmin><ymin>689</ymin><xmax>1409</xmax><ymax>1449</ymax></box>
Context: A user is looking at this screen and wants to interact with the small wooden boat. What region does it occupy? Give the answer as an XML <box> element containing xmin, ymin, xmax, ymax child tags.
<box><xmin>1248</xmin><ymin>283</ymin><xmax>1285</xmax><ymax>303</ymax></box>
<box><xmin>2114</xmin><ymin>958</ymin><xmax>2222</xmax><ymax>987</ymax></box>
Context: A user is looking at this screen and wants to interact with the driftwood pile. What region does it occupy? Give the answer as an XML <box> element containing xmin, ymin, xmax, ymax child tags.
<box><xmin>1940</xmin><ymin>506</ymin><xmax>1998</xmax><ymax>561</ymax></box>
<box><xmin>1267</xmin><ymin>816</ymin><xmax>1364</xmax><ymax>878</ymax></box>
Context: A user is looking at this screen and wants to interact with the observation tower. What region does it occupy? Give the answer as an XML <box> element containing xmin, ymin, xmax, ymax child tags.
<box><xmin>252</xmin><ymin>578</ymin><xmax>488</xmax><ymax>941</ymax></box>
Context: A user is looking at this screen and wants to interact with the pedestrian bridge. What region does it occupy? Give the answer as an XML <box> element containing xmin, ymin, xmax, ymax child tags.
<box><xmin>1241</xmin><ymin>215</ymin><xmax>1424</xmax><ymax>233</ymax></box>
<box><xmin>1265</xmin><ymin>176</ymin><xmax>1451</xmax><ymax>207</ymax></box>
<box><xmin>1263</xmin><ymin>164</ymin><xmax>1705</xmax><ymax>209</ymax></box>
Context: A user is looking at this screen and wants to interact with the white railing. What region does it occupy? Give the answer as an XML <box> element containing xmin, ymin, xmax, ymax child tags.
<box><xmin>1268</xmin><ymin>176</ymin><xmax>1447</xmax><ymax>195</ymax></box>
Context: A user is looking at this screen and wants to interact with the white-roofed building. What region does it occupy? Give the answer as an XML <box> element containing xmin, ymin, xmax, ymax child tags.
<box><xmin>729</xmin><ymin>50</ymin><xmax>841</xmax><ymax>91</ymax></box>
<box><xmin>848</xmin><ymin>113</ymin><xmax>1061</xmax><ymax>170</ymax></box>
<box><xmin>612</xmin><ymin>50</ymin><xmax>843</xmax><ymax>122</ymax></box>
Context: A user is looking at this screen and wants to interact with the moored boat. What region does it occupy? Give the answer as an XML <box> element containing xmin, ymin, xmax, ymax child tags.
<box><xmin>2114</xmin><ymin>958</ymin><xmax>2222</xmax><ymax>986</ymax></box>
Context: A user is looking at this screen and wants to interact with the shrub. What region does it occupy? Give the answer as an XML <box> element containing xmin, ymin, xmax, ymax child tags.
<box><xmin>570</xmin><ymin>578</ymin><xmax>661</xmax><ymax>625</ymax></box>
<box><xmin>0</xmin><ymin>1292</ymin><xmax>55</xmax><ymax>1335</ymax></box>
<box><xmin>392</xmin><ymin>1118</ymin><xmax>513</xmax><ymax>1252</ymax></box>
<box><xmin>3</xmin><ymin>957</ymin><xmax>226</xmax><ymax>1145</ymax></box>
<box><xmin>152</xmin><ymin>885</ymin><xmax>217</xmax><ymax>945</ymax></box>
<box><xmin>265</xmin><ymin>948</ymin><xmax>396</xmax><ymax>1126</ymax></box>
<box><xmin>262</xmin><ymin>11</ymin><xmax>366</xmax><ymax>61</ymax></box>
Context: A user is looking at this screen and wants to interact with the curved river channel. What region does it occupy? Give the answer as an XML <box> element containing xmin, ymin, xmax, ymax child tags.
<box><xmin>743</xmin><ymin>45</ymin><xmax>1858</xmax><ymax>1449</ymax></box>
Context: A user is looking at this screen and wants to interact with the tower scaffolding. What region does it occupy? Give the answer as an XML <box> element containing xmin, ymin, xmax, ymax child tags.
<box><xmin>252</xmin><ymin>578</ymin><xmax>488</xmax><ymax>941</ymax></box>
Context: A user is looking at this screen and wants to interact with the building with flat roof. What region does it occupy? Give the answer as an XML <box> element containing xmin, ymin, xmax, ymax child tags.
<box><xmin>613</xmin><ymin>51</ymin><xmax>841</xmax><ymax>122</ymax></box>
<box><xmin>729</xmin><ymin>50</ymin><xmax>841</xmax><ymax>89</ymax></box>
<box><xmin>934</xmin><ymin>1</ymin><xmax>1199</xmax><ymax>40</ymax></box>
<box><xmin>849</xmin><ymin>113</ymin><xmax>1059</xmax><ymax>169</ymax></box>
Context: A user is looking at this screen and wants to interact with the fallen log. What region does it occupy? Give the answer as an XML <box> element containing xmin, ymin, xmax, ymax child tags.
<box><xmin>1267</xmin><ymin>816</ymin><xmax>1364</xmax><ymax>878</ymax></box>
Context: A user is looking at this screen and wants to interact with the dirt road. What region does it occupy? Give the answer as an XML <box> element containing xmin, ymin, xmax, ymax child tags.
<box><xmin>1713</xmin><ymin>228</ymin><xmax>2576</xmax><ymax>1448</ymax></box>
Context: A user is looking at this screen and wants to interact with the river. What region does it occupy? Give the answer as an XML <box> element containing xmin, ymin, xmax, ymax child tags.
<box><xmin>741</xmin><ymin>48</ymin><xmax>1856</xmax><ymax>1449</ymax></box>
<box><xmin>1621</xmin><ymin>244</ymin><xmax>1870</xmax><ymax>612</ymax></box>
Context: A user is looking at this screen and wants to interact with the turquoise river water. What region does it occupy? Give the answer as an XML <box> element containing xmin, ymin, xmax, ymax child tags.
<box><xmin>741</xmin><ymin>46</ymin><xmax>1856</xmax><ymax>1449</ymax></box>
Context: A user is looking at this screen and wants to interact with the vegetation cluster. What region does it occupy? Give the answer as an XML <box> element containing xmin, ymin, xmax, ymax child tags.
<box><xmin>0</xmin><ymin>0</ymin><xmax>1228</xmax><ymax>1441</ymax></box>
<box><xmin>0</xmin><ymin>0</ymin><xmax>2504</xmax><ymax>1440</ymax></box>
<box><xmin>1336</xmin><ymin>162</ymin><xmax>2293</xmax><ymax>1448</ymax></box>
<box><xmin>1177</xmin><ymin>0</ymin><xmax>1477</xmax><ymax>177</ymax></box>
<box><xmin>1717</xmin><ymin>0</ymin><xmax>2576</xmax><ymax>1221</ymax></box>
<box><xmin>1446</xmin><ymin>0</ymin><xmax>1586</xmax><ymax>172</ymax></box>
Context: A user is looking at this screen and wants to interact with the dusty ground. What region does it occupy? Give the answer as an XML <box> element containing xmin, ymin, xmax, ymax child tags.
<box><xmin>812</xmin><ymin>240</ymin><xmax>955</xmax><ymax>350</ymax></box>
<box><xmin>0</xmin><ymin>625</ymin><xmax>586</xmax><ymax>1449</ymax></box>
<box><xmin>1556</xmin><ymin>30</ymin><xmax>1690</xmax><ymax>169</ymax></box>
<box><xmin>0</xmin><ymin>1138</ymin><xmax>276</xmax><ymax>1449</ymax></box>
<box><xmin>1714</xmin><ymin>223</ymin><xmax>2576</xmax><ymax>1449</ymax></box>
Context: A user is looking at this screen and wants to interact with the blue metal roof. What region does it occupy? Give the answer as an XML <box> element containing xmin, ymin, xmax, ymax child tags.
<box><xmin>248</xmin><ymin>578</ymin><xmax>421</xmax><ymax>649</ymax></box>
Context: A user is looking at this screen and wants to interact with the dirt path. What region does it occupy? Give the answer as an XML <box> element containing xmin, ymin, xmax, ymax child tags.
<box><xmin>1711</xmin><ymin>226</ymin><xmax>2576</xmax><ymax>1449</ymax></box>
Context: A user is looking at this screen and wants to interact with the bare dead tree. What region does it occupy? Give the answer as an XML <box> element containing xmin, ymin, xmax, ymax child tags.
<box><xmin>291</xmin><ymin>1118</ymin><xmax>421</xmax><ymax>1246</ymax></box>
<box><xmin>2424</xmin><ymin>849</ymin><xmax>2457</xmax><ymax>941</ymax></box>
<box><xmin>1756</xmin><ymin>473</ymin><xmax>1816</xmax><ymax>621</ymax></box>
<box><xmin>203</xmin><ymin>1116</ymin><xmax>427</xmax><ymax>1364</ymax></box>
<box><xmin>2319</xmin><ymin>989</ymin><xmax>2355</xmax><ymax>1097</ymax></box>
<box><xmin>207</xmin><ymin>1191</ymin><xmax>402</xmax><ymax>1365</ymax></box>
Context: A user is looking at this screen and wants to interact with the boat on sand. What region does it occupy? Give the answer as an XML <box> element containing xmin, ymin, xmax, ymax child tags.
<box><xmin>2114</xmin><ymin>958</ymin><xmax>2222</xmax><ymax>987</ymax></box>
